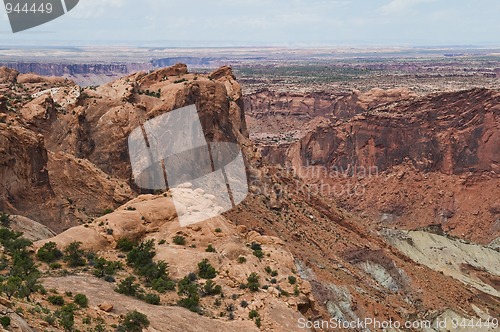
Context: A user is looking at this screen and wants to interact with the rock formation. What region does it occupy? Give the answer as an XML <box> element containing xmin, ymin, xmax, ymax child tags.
<box><xmin>0</xmin><ymin>65</ymin><xmax>498</xmax><ymax>331</ymax></box>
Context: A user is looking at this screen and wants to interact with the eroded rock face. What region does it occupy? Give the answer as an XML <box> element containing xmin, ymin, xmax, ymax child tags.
<box><xmin>0</xmin><ymin>67</ymin><xmax>19</xmax><ymax>83</ymax></box>
<box><xmin>42</xmin><ymin>64</ymin><xmax>249</xmax><ymax>181</ymax></box>
<box><xmin>0</xmin><ymin>124</ymin><xmax>50</xmax><ymax>206</ymax></box>
<box><xmin>263</xmin><ymin>88</ymin><xmax>499</xmax><ymax>175</ymax></box>
<box><xmin>249</xmin><ymin>87</ymin><xmax>499</xmax><ymax>243</ymax></box>
<box><xmin>0</xmin><ymin>64</ymin><xmax>253</xmax><ymax>231</ymax></box>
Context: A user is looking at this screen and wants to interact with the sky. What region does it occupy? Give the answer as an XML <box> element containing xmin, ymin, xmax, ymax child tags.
<box><xmin>1</xmin><ymin>0</ymin><xmax>499</xmax><ymax>47</ymax></box>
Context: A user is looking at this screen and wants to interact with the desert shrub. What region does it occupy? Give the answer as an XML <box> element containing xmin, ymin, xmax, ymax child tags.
<box><xmin>249</xmin><ymin>310</ymin><xmax>259</xmax><ymax>319</ymax></box>
<box><xmin>138</xmin><ymin>260</ymin><xmax>168</xmax><ymax>283</ymax></box>
<box><xmin>126</xmin><ymin>240</ymin><xmax>155</xmax><ymax>269</ymax></box>
<box><xmin>73</xmin><ymin>293</ymin><xmax>88</xmax><ymax>308</ymax></box>
<box><xmin>0</xmin><ymin>228</ymin><xmax>32</xmax><ymax>254</ymax></box>
<box><xmin>56</xmin><ymin>304</ymin><xmax>75</xmax><ymax>331</ymax></box>
<box><xmin>247</xmin><ymin>272</ymin><xmax>260</xmax><ymax>292</ymax></box>
<box><xmin>151</xmin><ymin>277</ymin><xmax>176</xmax><ymax>293</ymax></box>
<box><xmin>49</xmin><ymin>262</ymin><xmax>62</xmax><ymax>270</ymax></box>
<box><xmin>101</xmin><ymin>208</ymin><xmax>114</xmax><ymax>216</ymax></box>
<box><xmin>141</xmin><ymin>293</ymin><xmax>160</xmax><ymax>305</ymax></box>
<box><xmin>92</xmin><ymin>256</ymin><xmax>122</xmax><ymax>278</ymax></box>
<box><xmin>214</xmin><ymin>228</ymin><xmax>222</xmax><ymax>233</ymax></box>
<box><xmin>288</xmin><ymin>276</ymin><xmax>297</xmax><ymax>284</ymax></box>
<box><xmin>198</xmin><ymin>259</ymin><xmax>217</xmax><ymax>279</ymax></box>
<box><xmin>116</xmin><ymin>238</ymin><xmax>136</xmax><ymax>252</ymax></box>
<box><xmin>115</xmin><ymin>276</ymin><xmax>140</xmax><ymax>297</ymax></box>
<box><xmin>172</xmin><ymin>235</ymin><xmax>186</xmax><ymax>245</ymax></box>
<box><xmin>1</xmin><ymin>276</ymin><xmax>21</xmax><ymax>300</ymax></box>
<box><xmin>116</xmin><ymin>311</ymin><xmax>150</xmax><ymax>332</ymax></box>
<box><xmin>48</xmin><ymin>295</ymin><xmax>65</xmax><ymax>306</ymax></box>
<box><xmin>240</xmin><ymin>300</ymin><xmax>249</xmax><ymax>308</ymax></box>
<box><xmin>253</xmin><ymin>250</ymin><xmax>264</xmax><ymax>259</ymax></box>
<box><xmin>0</xmin><ymin>316</ymin><xmax>10</xmax><ymax>328</ymax></box>
<box><xmin>250</xmin><ymin>242</ymin><xmax>262</xmax><ymax>251</ymax></box>
<box><xmin>177</xmin><ymin>275</ymin><xmax>200</xmax><ymax>313</ymax></box>
<box><xmin>63</xmin><ymin>242</ymin><xmax>86</xmax><ymax>267</ymax></box>
<box><xmin>202</xmin><ymin>280</ymin><xmax>222</xmax><ymax>296</ymax></box>
<box><xmin>43</xmin><ymin>314</ymin><xmax>56</xmax><ymax>326</ymax></box>
<box><xmin>0</xmin><ymin>213</ymin><xmax>10</xmax><ymax>226</ymax></box>
<box><xmin>205</xmin><ymin>244</ymin><xmax>216</xmax><ymax>253</ymax></box>
<box><xmin>37</xmin><ymin>242</ymin><xmax>63</xmax><ymax>263</ymax></box>
<box><xmin>237</xmin><ymin>256</ymin><xmax>247</xmax><ymax>263</ymax></box>
<box><xmin>104</xmin><ymin>275</ymin><xmax>116</xmax><ymax>283</ymax></box>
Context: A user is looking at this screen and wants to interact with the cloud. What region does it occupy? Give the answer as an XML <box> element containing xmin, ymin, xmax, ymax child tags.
<box><xmin>380</xmin><ymin>0</ymin><xmax>437</xmax><ymax>15</ymax></box>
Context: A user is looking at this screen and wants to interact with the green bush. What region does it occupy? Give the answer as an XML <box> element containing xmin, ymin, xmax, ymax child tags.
<box><xmin>37</xmin><ymin>242</ymin><xmax>63</xmax><ymax>263</ymax></box>
<box><xmin>198</xmin><ymin>259</ymin><xmax>217</xmax><ymax>279</ymax></box>
<box><xmin>151</xmin><ymin>277</ymin><xmax>176</xmax><ymax>293</ymax></box>
<box><xmin>137</xmin><ymin>260</ymin><xmax>169</xmax><ymax>283</ymax></box>
<box><xmin>172</xmin><ymin>235</ymin><xmax>186</xmax><ymax>245</ymax></box>
<box><xmin>253</xmin><ymin>250</ymin><xmax>264</xmax><ymax>259</ymax></box>
<box><xmin>49</xmin><ymin>262</ymin><xmax>62</xmax><ymax>270</ymax></box>
<box><xmin>237</xmin><ymin>256</ymin><xmax>247</xmax><ymax>263</ymax></box>
<box><xmin>247</xmin><ymin>273</ymin><xmax>260</xmax><ymax>292</ymax></box>
<box><xmin>249</xmin><ymin>310</ymin><xmax>259</xmax><ymax>319</ymax></box>
<box><xmin>115</xmin><ymin>276</ymin><xmax>140</xmax><ymax>297</ymax></box>
<box><xmin>250</xmin><ymin>243</ymin><xmax>262</xmax><ymax>251</ymax></box>
<box><xmin>101</xmin><ymin>208</ymin><xmax>114</xmax><ymax>216</ymax></box>
<box><xmin>116</xmin><ymin>238</ymin><xmax>136</xmax><ymax>252</ymax></box>
<box><xmin>142</xmin><ymin>293</ymin><xmax>160</xmax><ymax>305</ymax></box>
<box><xmin>1</xmin><ymin>276</ymin><xmax>21</xmax><ymax>300</ymax></box>
<box><xmin>44</xmin><ymin>314</ymin><xmax>56</xmax><ymax>326</ymax></box>
<box><xmin>177</xmin><ymin>275</ymin><xmax>200</xmax><ymax>313</ymax></box>
<box><xmin>57</xmin><ymin>305</ymin><xmax>75</xmax><ymax>331</ymax></box>
<box><xmin>0</xmin><ymin>213</ymin><xmax>10</xmax><ymax>226</ymax></box>
<box><xmin>0</xmin><ymin>316</ymin><xmax>10</xmax><ymax>327</ymax></box>
<box><xmin>73</xmin><ymin>294</ymin><xmax>88</xmax><ymax>308</ymax></box>
<box><xmin>288</xmin><ymin>276</ymin><xmax>297</xmax><ymax>285</ymax></box>
<box><xmin>48</xmin><ymin>295</ymin><xmax>65</xmax><ymax>306</ymax></box>
<box><xmin>202</xmin><ymin>280</ymin><xmax>222</xmax><ymax>296</ymax></box>
<box><xmin>0</xmin><ymin>228</ymin><xmax>32</xmax><ymax>254</ymax></box>
<box><xmin>205</xmin><ymin>244</ymin><xmax>216</xmax><ymax>253</ymax></box>
<box><xmin>294</xmin><ymin>285</ymin><xmax>300</xmax><ymax>296</ymax></box>
<box><xmin>126</xmin><ymin>240</ymin><xmax>155</xmax><ymax>269</ymax></box>
<box><xmin>92</xmin><ymin>257</ymin><xmax>122</xmax><ymax>278</ymax></box>
<box><xmin>63</xmin><ymin>242</ymin><xmax>86</xmax><ymax>267</ymax></box>
<box><xmin>117</xmin><ymin>311</ymin><xmax>150</xmax><ymax>332</ymax></box>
